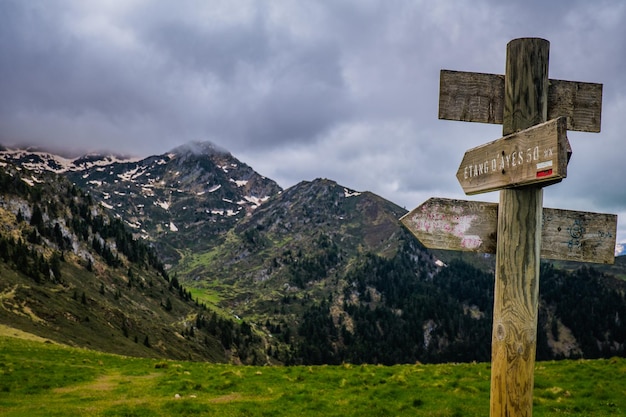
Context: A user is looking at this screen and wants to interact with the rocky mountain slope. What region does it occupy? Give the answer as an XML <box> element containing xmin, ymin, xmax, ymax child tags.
<box><xmin>0</xmin><ymin>162</ymin><xmax>267</xmax><ymax>364</ymax></box>
<box><xmin>0</xmin><ymin>142</ymin><xmax>282</xmax><ymax>265</ymax></box>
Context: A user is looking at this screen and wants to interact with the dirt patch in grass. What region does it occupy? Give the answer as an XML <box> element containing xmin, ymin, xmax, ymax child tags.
<box><xmin>53</xmin><ymin>373</ymin><xmax>118</xmax><ymax>394</ymax></box>
<box><xmin>53</xmin><ymin>372</ymin><xmax>161</xmax><ymax>395</ymax></box>
<box><xmin>206</xmin><ymin>393</ymin><xmax>275</xmax><ymax>404</ymax></box>
<box><xmin>208</xmin><ymin>393</ymin><xmax>244</xmax><ymax>403</ymax></box>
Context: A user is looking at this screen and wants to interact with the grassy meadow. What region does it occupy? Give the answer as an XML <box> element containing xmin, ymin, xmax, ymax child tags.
<box><xmin>0</xmin><ymin>328</ymin><xmax>624</xmax><ymax>416</ymax></box>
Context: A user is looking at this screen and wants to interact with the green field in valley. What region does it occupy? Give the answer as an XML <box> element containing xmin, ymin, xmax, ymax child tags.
<box><xmin>0</xmin><ymin>330</ymin><xmax>624</xmax><ymax>417</ymax></box>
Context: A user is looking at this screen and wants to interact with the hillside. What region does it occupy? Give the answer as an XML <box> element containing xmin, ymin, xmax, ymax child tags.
<box><xmin>172</xmin><ymin>178</ymin><xmax>435</xmax><ymax>363</ymax></box>
<box><xmin>0</xmin><ymin>162</ymin><xmax>267</xmax><ymax>364</ymax></box>
<box><xmin>175</xmin><ymin>177</ymin><xmax>626</xmax><ymax>365</ymax></box>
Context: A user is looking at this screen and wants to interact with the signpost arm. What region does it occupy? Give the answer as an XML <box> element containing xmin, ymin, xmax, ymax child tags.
<box><xmin>490</xmin><ymin>38</ymin><xmax>549</xmax><ymax>417</ymax></box>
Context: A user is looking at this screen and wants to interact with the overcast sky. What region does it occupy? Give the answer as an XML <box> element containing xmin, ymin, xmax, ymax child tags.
<box><xmin>2</xmin><ymin>0</ymin><xmax>626</xmax><ymax>243</ymax></box>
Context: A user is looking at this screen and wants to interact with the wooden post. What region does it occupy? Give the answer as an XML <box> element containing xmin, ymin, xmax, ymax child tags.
<box><xmin>412</xmin><ymin>34</ymin><xmax>609</xmax><ymax>416</ymax></box>
<box><xmin>490</xmin><ymin>38</ymin><xmax>549</xmax><ymax>417</ymax></box>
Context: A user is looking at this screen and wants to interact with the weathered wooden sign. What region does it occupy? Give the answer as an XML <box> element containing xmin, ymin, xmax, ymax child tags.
<box><xmin>439</xmin><ymin>69</ymin><xmax>603</xmax><ymax>133</ymax></box>
<box><xmin>401</xmin><ymin>198</ymin><xmax>498</xmax><ymax>253</ymax></box>
<box><xmin>542</xmin><ymin>208</ymin><xmax>617</xmax><ymax>264</ymax></box>
<box><xmin>404</xmin><ymin>37</ymin><xmax>613</xmax><ymax>417</ymax></box>
<box><xmin>457</xmin><ymin>117</ymin><xmax>571</xmax><ymax>194</ymax></box>
<box><xmin>400</xmin><ymin>197</ymin><xmax>617</xmax><ymax>264</ymax></box>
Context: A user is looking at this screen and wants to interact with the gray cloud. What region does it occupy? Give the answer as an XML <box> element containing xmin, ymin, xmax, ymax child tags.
<box><xmin>2</xmin><ymin>0</ymin><xmax>626</xmax><ymax>242</ymax></box>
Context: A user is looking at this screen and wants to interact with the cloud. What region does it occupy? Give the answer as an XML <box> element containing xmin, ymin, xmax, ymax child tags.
<box><xmin>1</xmin><ymin>0</ymin><xmax>626</xmax><ymax>242</ymax></box>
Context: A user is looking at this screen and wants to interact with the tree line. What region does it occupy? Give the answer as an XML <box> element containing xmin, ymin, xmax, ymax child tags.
<box><xmin>295</xmin><ymin>240</ymin><xmax>626</xmax><ymax>365</ymax></box>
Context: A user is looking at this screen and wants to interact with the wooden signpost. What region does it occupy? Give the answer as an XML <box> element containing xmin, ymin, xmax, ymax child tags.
<box><xmin>402</xmin><ymin>38</ymin><xmax>616</xmax><ymax>417</ymax></box>
<box><xmin>457</xmin><ymin>117</ymin><xmax>571</xmax><ymax>195</ymax></box>
<box><xmin>401</xmin><ymin>197</ymin><xmax>617</xmax><ymax>264</ymax></box>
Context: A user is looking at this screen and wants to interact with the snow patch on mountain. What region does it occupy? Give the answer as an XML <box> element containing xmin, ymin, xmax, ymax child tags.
<box><xmin>156</xmin><ymin>201</ymin><xmax>170</xmax><ymax>210</ymax></box>
<box><xmin>344</xmin><ymin>188</ymin><xmax>361</xmax><ymax>198</ymax></box>
<box><xmin>0</xmin><ymin>147</ymin><xmax>141</xmax><ymax>173</ymax></box>
<box><xmin>243</xmin><ymin>195</ymin><xmax>271</xmax><ymax>206</ymax></box>
<box><xmin>126</xmin><ymin>220</ymin><xmax>141</xmax><ymax>229</ymax></box>
<box><xmin>118</xmin><ymin>166</ymin><xmax>147</xmax><ymax>181</ymax></box>
<box><xmin>141</xmin><ymin>187</ymin><xmax>155</xmax><ymax>197</ymax></box>
<box><xmin>22</xmin><ymin>175</ymin><xmax>43</xmax><ymax>186</ymax></box>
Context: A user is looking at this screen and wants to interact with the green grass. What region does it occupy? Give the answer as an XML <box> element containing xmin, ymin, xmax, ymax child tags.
<box><xmin>187</xmin><ymin>287</ymin><xmax>222</xmax><ymax>308</ymax></box>
<box><xmin>0</xmin><ymin>334</ymin><xmax>624</xmax><ymax>416</ymax></box>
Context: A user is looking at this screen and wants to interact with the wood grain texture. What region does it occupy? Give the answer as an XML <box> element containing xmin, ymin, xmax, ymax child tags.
<box><xmin>542</xmin><ymin>208</ymin><xmax>616</xmax><ymax>264</ymax></box>
<box><xmin>439</xmin><ymin>70</ymin><xmax>504</xmax><ymax>124</ymax></box>
<box><xmin>456</xmin><ymin>117</ymin><xmax>569</xmax><ymax>195</ymax></box>
<box><xmin>492</xmin><ymin>187</ymin><xmax>543</xmax><ymax>417</ymax></box>
<box><xmin>439</xmin><ymin>70</ymin><xmax>603</xmax><ymax>133</ymax></box>
<box><xmin>400</xmin><ymin>198</ymin><xmax>498</xmax><ymax>253</ymax></box>
<box><xmin>400</xmin><ymin>197</ymin><xmax>617</xmax><ymax>264</ymax></box>
<box><xmin>490</xmin><ymin>37</ymin><xmax>549</xmax><ymax>417</ymax></box>
<box><xmin>548</xmin><ymin>79</ymin><xmax>602</xmax><ymax>133</ymax></box>
<box><xmin>502</xmin><ymin>39</ymin><xmax>550</xmax><ymax>136</ymax></box>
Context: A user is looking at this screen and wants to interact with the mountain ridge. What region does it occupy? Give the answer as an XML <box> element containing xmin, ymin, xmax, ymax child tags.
<box><xmin>0</xmin><ymin>141</ymin><xmax>283</xmax><ymax>264</ymax></box>
<box><xmin>1</xmin><ymin>141</ymin><xmax>624</xmax><ymax>365</ymax></box>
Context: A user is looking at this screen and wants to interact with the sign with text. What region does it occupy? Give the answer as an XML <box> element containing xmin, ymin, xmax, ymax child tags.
<box><xmin>456</xmin><ymin>117</ymin><xmax>571</xmax><ymax>195</ymax></box>
<box><xmin>401</xmin><ymin>197</ymin><xmax>616</xmax><ymax>264</ymax></box>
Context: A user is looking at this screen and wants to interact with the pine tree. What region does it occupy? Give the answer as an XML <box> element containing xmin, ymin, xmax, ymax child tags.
<box><xmin>30</xmin><ymin>204</ymin><xmax>44</xmax><ymax>230</ymax></box>
<box><xmin>50</xmin><ymin>253</ymin><xmax>62</xmax><ymax>281</ymax></box>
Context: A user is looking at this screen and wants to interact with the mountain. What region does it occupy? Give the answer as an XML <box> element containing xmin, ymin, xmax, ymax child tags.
<box><xmin>0</xmin><ymin>162</ymin><xmax>268</xmax><ymax>364</ymax></box>
<box><xmin>0</xmin><ymin>142</ymin><xmax>282</xmax><ymax>265</ymax></box>
<box><xmin>173</xmin><ymin>177</ymin><xmax>443</xmax><ymax>363</ymax></box>
<box><xmin>0</xmin><ymin>145</ymin><xmax>139</xmax><ymax>172</ymax></box>
<box><xmin>176</xmin><ymin>177</ymin><xmax>421</xmax><ymax>310</ymax></box>
<box><xmin>1</xmin><ymin>142</ymin><xmax>624</xmax><ymax>365</ymax></box>
<box><xmin>175</xmin><ymin>177</ymin><xmax>626</xmax><ymax>364</ymax></box>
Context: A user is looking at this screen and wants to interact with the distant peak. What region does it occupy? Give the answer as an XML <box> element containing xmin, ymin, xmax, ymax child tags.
<box><xmin>170</xmin><ymin>141</ymin><xmax>230</xmax><ymax>157</ymax></box>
